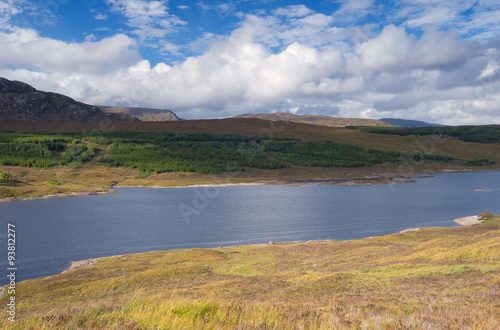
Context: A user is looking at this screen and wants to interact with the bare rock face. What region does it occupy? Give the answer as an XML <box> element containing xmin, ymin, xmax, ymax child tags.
<box><xmin>0</xmin><ymin>78</ymin><xmax>36</xmax><ymax>93</ymax></box>
<box><xmin>0</xmin><ymin>77</ymin><xmax>137</xmax><ymax>125</ymax></box>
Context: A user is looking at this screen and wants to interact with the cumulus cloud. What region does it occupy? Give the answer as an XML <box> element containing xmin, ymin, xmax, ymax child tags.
<box><xmin>1</xmin><ymin>3</ymin><xmax>500</xmax><ymax>124</ymax></box>
<box><xmin>351</xmin><ymin>25</ymin><xmax>478</xmax><ymax>71</ymax></box>
<box><xmin>0</xmin><ymin>28</ymin><xmax>139</xmax><ymax>73</ymax></box>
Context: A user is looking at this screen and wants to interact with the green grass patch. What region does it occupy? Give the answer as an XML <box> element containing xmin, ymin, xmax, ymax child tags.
<box><xmin>449</xmin><ymin>265</ymin><xmax>474</xmax><ymax>274</ymax></box>
<box><xmin>46</xmin><ymin>180</ymin><xmax>63</xmax><ymax>186</ymax></box>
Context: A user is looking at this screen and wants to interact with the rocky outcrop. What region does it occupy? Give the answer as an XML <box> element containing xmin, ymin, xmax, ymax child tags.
<box><xmin>0</xmin><ymin>77</ymin><xmax>137</xmax><ymax>125</ymax></box>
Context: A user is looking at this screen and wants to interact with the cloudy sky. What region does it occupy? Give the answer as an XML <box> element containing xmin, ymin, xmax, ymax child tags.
<box><xmin>1</xmin><ymin>0</ymin><xmax>499</xmax><ymax>124</ymax></box>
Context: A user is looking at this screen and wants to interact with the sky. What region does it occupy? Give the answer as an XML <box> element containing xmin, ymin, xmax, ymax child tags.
<box><xmin>1</xmin><ymin>1</ymin><xmax>500</xmax><ymax>124</ymax></box>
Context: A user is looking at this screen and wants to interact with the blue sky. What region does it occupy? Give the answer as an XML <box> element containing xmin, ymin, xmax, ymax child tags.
<box><xmin>1</xmin><ymin>0</ymin><xmax>500</xmax><ymax>124</ymax></box>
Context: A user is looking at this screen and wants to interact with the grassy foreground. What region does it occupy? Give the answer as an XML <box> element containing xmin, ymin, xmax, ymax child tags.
<box><xmin>2</xmin><ymin>214</ymin><xmax>499</xmax><ymax>329</ymax></box>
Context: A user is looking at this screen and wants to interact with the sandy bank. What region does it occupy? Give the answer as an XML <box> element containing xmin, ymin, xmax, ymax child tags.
<box><xmin>63</xmin><ymin>255</ymin><xmax>124</xmax><ymax>273</ymax></box>
<box><xmin>117</xmin><ymin>175</ymin><xmax>415</xmax><ymax>189</ymax></box>
<box><xmin>453</xmin><ymin>215</ymin><xmax>485</xmax><ymax>226</ymax></box>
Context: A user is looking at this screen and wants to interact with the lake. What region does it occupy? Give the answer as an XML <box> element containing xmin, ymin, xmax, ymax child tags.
<box><xmin>1</xmin><ymin>171</ymin><xmax>499</xmax><ymax>284</ymax></box>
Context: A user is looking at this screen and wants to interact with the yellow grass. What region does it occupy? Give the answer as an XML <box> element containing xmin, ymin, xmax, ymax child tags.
<box><xmin>2</xmin><ymin>213</ymin><xmax>499</xmax><ymax>328</ymax></box>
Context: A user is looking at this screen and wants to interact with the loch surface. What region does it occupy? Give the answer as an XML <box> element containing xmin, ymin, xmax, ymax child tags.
<box><xmin>1</xmin><ymin>171</ymin><xmax>499</xmax><ymax>284</ymax></box>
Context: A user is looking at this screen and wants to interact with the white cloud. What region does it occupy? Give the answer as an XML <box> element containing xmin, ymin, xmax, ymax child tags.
<box><xmin>0</xmin><ymin>0</ymin><xmax>23</xmax><ymax>22</ymax></box>
<box><xmin>106</xmin><ymin>0</ymin><xmax>187</xmax><ymax>40</ymax></box>
<box><xmin>94</xmin><ymin>13</ymin><xmax>108</xmax><ymax>20</ymax></box>
<box><xmin>196</xmin><ymin>2</ymin><xmax>213</xmax><ymax>11</ymax></box>
<box><xmin>393</xmin><ymin>0</ymin><xmax>500</xmax><ymax>42</ymax></box>
<box><xmin>1</xmin><ymin>3</ymin><xmax>500</xmax><ymax>125</ymax></box>
<box><xmin>177</xmin><ymin>5</ymin><xmax>189</xmax><ymax>10</ymax></box>
<box><xmin>272</xmin><ymin>5</ymin><xmax>314</xmax><ymax>18</ymax></box>
<box><xmin>216</xmin><ymin>3</ymin><xmax>237</xmax><ymax>16</ymax></box>
<box><xmin>350</xmin><ymin>25</ymin><xmax>478</xmax><ymax>72</ymax></box>
<box><xmin>0</xmin><ymin>27</ymin><xmax>139</xmax><ymax>73</ymax></box>
<box><xmin>404</xmin><ymin>6</ymin><xmax>454</xmax><ymax>27</ymax></box>
<box><xmin>332</xmin><ymin>0</ymin><xmax>375</xmax><ymax>22</ymax></box>
<box><xmin>0</xmin><ymin>0</ymin><xmax>39</xmax><ymax>29</ymax></box>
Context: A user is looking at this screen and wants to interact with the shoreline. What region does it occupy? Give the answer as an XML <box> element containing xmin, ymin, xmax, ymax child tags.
<box><xmin>58</xmin><ymin>212</ymin><xmax>486</xmax><ymax>276</ymax></box>
<box><xmin>116</xmin><ymin>176</ymin><xmax>416</xmax><ymax>189</ymax></box>
<box><xmin>0</xmin><ymin>189</ymin><xmax>115</xmax><ymax>204</ymax></box>
<box><xmin>0</xmin><ymin>175</ymin><xmax>414</xmax><ymax>203</ymax></box>
<box><xmin>0</xmin><ymin>168</ymin><xmax>497</xmax><ymax>203</ymax></box>
<box><xmin>62</xmin><ymin>254</ymin><xmax>124</xmax><ymax>273</ymax></box>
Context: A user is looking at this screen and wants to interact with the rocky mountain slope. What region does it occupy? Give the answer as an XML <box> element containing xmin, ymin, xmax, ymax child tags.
<box><xmin>100</xmin><ymin>106</ymin><xmax>181</xmax><ymax>121</ymax></box>
<box><xmin>236</xmin><ymin>112</ymin><xmax>391</xmax><ymax>127</ymax></box>
<box><xmin>0</xmin><ymin>77</ymin><xmax>137</xmax><ymax>125</ymax></box>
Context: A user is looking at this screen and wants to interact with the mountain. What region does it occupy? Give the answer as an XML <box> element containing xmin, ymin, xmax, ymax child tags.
<box><xmin>0</xmin><ymin>77</ymin><xmax>137</xmax><ymax>125</ymax></box>
<box><xmin>236</xmin><ymin>112</ymin><xmax>391</xmax><ymax>127</ymax></box>
<box><xmin>100</xmin><ymin>106</ymin><xmax>182</xmax><ymax>121</ymax></box>
<box><xmin>380</xmin><ymin>118</ymin><xmax>446</xmax><ymax>127</ymax></box>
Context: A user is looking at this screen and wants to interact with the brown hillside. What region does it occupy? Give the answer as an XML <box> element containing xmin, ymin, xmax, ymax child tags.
<box><xmin>236</xmin><ymin>112</ymin><xmax>391</xmax><ymax>127</ymax></box>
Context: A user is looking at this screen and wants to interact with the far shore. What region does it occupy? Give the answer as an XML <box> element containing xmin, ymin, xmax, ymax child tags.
<box><xmin>0</xmin><ymin>174</ymin><xmax>415</xmax><ymax>203</ymax></box>
<box><xmin>0</xmin><ymin>168</ymin><xmax>497</xmax><ymax>204</ymax></box>
<box><xmin>0</xmin><ymin>189</ymin><xmax>114</xmax><ymax>204</ymax></box>
<box><xmin>116</xmin><ymin>176</ymin><xmax>415</xmax><ymax>189</ymax></box>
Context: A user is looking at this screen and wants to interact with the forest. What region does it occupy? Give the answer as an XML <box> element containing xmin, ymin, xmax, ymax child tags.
<box><xmin>350</xmin><ymin>126</ymin><xmax>500</xmax><ymax>143</ymax></box>
<box><xmin>0</xmin><ymin>130</ymin><xmax>462</xmax><ymax>174</ymax></box>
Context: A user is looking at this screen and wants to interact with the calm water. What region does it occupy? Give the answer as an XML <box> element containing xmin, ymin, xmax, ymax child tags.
<box><xmin>1</xmin><ymin>171</ymin><xmax>499</xmax><ymax>284</ymax></box>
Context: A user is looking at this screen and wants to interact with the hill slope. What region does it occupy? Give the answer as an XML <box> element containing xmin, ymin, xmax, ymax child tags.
<box><xmin>0</xmin><ymin>77</ymin><xmax>136</xmax><ymax>125</ymax></box>
<box><xmin>380</xmin><ymin>118</ymin><xmax>445</xmax><ymax>127</ymax></box>
<box><xmin>236</xmin><ymin>112</ymin><xmax>391</xmax><ymax>127</ymax></box>
<box><xmin>100</xmin><ymin>106</ymin><xmax>181</xmax><ymax>121</ymax></box>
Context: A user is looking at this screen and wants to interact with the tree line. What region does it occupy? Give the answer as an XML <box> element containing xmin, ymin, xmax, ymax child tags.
<box><xmin>0</xmin><ymin>141</ymin><xmax>95</xmax><ymax>168</ymax></box>
<box><xmin>350</xmin><ymin>126</ymin><xmax>500</xmax><ymax>143</ymax></box>
<box><xmin>0</xmin><ymin>130</ymin><xmax>468</xmax><ymax>174</ymax></box>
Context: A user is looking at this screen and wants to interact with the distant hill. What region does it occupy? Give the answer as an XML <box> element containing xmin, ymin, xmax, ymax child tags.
<box><xmin>0</xmin><ymin>77</ymin><xmax>136</xmax><ymax>125</ymax></box>
<box><xmin>100</xmin><ymin>106</ymin><xmax>182</xmax><ymax>121</ymax></box>
<box><xmin>380</xmin><ymin>118</ymin><xmax>445</xmax><ymax>127</ymax></box>
<box><xmin>236</xmin><ymin>112</ymin><xmax>391</xmax><ymax>127</ymax></box>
